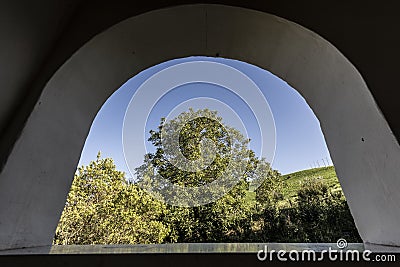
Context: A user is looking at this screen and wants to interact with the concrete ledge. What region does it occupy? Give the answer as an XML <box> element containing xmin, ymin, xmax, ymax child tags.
<box><xmin>0</xmin><ymin>243</ymin><xmax>364</xmax><ymax>255</ymax></box>
<box><xmin>364</xmin><ymin>243</ymin><xmax>400</xmax><ymax>253</ymax></box>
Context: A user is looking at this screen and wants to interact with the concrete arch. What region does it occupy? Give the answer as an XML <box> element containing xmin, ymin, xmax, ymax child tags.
<box><xmin>0</xmin><ymin>4</ymin><xmax>399</xmax><ymax>250</ymax></box>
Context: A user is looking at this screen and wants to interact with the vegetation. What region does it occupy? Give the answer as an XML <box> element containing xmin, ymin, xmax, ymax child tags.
<box><xmin>54</xmin><ymin>109</ymin><xmax>361</xmax><ymax>244</ymax></box>
<box><xmin>280</xmin><ymin>166</ymin><xmax>342</xmax><ymax>200</ymax></box>
<box><xmin>54</xmin><ymin>154</ymin><xmax>170</xmax><ymax>244</ymax></box>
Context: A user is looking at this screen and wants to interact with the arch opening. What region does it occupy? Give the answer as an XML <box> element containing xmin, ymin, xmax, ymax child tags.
<box><xmin>53</xmin><ymin>55</ymin><xmax>361</xmax><ymax>246</ymax></box>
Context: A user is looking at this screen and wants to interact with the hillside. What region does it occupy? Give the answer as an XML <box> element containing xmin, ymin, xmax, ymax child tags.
<box><xmin>246</xmin><ymin>166</ymin><xmax>343</xmax><ymax>203</ymax></box>
<box><xmin>280</xmin><ymin>166</ymin><xmax>342</xmax><ymax>199</ymax></box>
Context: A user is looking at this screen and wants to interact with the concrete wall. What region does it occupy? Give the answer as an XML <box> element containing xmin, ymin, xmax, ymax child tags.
<box><xmin>0</xmin><ymin>4</ymin><xmax>399</xmax><ymax>249</ymax></box>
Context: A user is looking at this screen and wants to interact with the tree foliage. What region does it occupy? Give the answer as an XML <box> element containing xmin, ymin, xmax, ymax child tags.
<box><xmin>135</xmin><ymin>108</ymin><xmax>260</xmax><ymax>242</ymax></box>
<box><xmin>54</xmin><ymin>109</ymin><xmax>361</xmax><ymax>244</ymax></box>
<box><xmin>254</xmin><ymin>177</ymin><xmax>361</xmax><ymax>243</ymax></box>
<box><xmin>54</xmin><ymin>153</ymin><xmax>170</xmax><ymax>244</ymax></box>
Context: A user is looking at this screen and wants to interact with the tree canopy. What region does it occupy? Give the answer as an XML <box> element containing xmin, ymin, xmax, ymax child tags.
<box><xmin>54</xmin><ymin>109</ymin><xmax>361</xmax><ymax>244</ymax></box>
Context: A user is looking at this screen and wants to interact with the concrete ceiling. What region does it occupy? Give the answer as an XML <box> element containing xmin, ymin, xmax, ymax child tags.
<box><xmin>1</xmin><ymin>0</ymin><xmax>399</xmax><ymax>168</ymax></box>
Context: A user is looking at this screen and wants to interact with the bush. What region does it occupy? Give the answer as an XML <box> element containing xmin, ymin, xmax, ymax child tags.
<box><xmin>254</xmin><ymin>177</ymin><xmax>362</xmax><ymax>243</ymax></box>
<box><xmin>54</xmin><ymin>153</ymin><xmax>170</xmax><ymax>245</ymax></box>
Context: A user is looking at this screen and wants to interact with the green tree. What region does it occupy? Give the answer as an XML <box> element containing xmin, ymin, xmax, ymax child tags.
<box><xmin>135</xmin><ymin>108</ymin><xmax>276</xmax><ymax>242</ymax></box>
<box><xmin>54</xmin><ymin>152</ymin><xmax>170</xmax><ymax>244</ymax></box>
<box><xmin>254</xmin><ymin>177</ymin><xmax>361</xmax><ymax>243</ymax></box>
<box><xmin>254</xmin><ymin>161</ymin><xmax>283</xmax><ymax>206</ymax></box>
<box><xmin>295</xmin><ymin>177</ymin><xmax>361</xmax><ymax>242</ymax></box>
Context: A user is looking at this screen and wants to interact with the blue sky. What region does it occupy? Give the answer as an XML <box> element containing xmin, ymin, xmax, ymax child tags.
<box><xmin>79</xmin><ymin>56</ymin><xmax>332</xmax><ymax>176</ymax></box>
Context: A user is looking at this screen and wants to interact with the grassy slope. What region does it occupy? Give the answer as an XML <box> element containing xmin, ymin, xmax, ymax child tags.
<box><xmin>280</xmin><ymin>166</ymin><xmax>342</xmax><ymax>199</ymax></box>
<box><xmin>246</xmin><ymin>166</ymin><xmax>343</xmax><ymax>202</ymax></box>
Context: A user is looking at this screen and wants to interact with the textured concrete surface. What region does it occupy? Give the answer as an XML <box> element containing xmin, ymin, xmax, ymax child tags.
<box><xmin>0</xmin><ymin>3</ymin><xmax>400</xmax><ymax>250</ymax></box>
<box><xmin>0</xmin><ymin>243</ymin><xmax>365</xmax><ymax>255</ymax></box>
